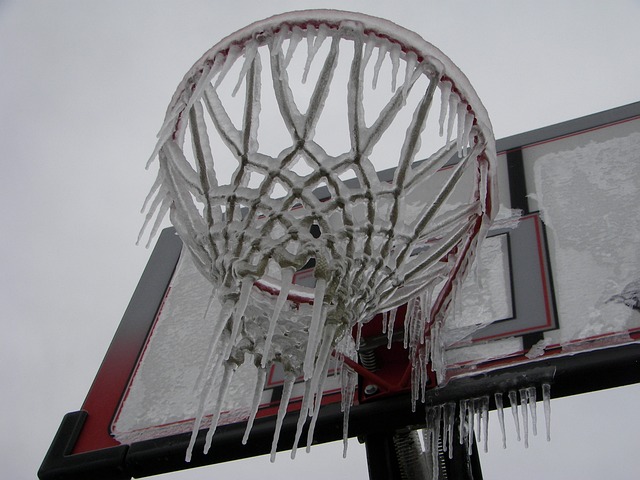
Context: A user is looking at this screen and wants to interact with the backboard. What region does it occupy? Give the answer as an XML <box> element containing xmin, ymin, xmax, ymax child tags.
<box><xmin>39</xmin><ymin>101</ymin><xmax>640</xmax><ymax>479</ymax></box>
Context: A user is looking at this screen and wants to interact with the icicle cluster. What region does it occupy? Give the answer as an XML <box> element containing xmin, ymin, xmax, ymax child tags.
<box><xmin>140</xmin><ymin>10</ymin><xmax>496</xmax><ymax>462</ymax></box>
<box><xmin>422</xmin><ymin>384</ymin><xmax>552</xmax><ymax>480</ymax></box>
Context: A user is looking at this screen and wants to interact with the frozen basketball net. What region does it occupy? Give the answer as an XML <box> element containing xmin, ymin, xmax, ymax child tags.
<box><xmin>140</xmin><ymin>10</ymin><xmax>497</xmax><ymax>463</ymax></box>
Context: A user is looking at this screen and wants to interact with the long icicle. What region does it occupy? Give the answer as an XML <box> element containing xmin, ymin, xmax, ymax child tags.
<box><xmin>291</xmin><ymin>380</ymin><xmax>314</xmax><ymax>459</ymax></box>
<box><xmin>185</xmin><ymin>350</ymin><xmax>222</xmax><ymax>462</ymax></box>
<box><xmin>438</xmin><ymin>81</ymin><xmax>452</xmax><ymax>136</ymax></box>
<box><xmin>270</xmin><ymin>372</ymin><xmax>297</xmax><ymax>462</ymax></box>
<box><xmin>193</xmin><ymin>293</ymin><xmax>233</xmax><ymax>392</ymax></box>
<box><xmin>232</xmin><ymin>40</ymin><xmax>259</xmax><ymax>97</ymax></box>
<box><xmin>508</xmin><ymin>390</ymin><xmax>521</xmax><ymax>442</ymax></box>
<box><xmin>467</xmin><ymin>397</ymin><xmax>475</xmax><ymax>453</ymax></box>
<box><xmin>262</xmin><ymin>268</ymin><xmax>295</xmax><ymax>368</ymax></box>
<box><xmin>305</xmin><ymin>324</ymin><xmax>338</xmax><ymax>452</ymax></box>
<box><xmin>495</xmin><ymin>392</ymin><xmax>507</xmax><ymax>449</ymax></box>
<box><xmin>341</xmin><ymin>367</ymin><xmax>357</xmax><ymax>458</ymax></box>
<box><xmin>203</xmin><ymin>362</ymin><xmax>238</xmax><ymax>454</ymax></box>
<box><xmin>242</xmin><ymin>367</ymin><xmax>268</xmax><ymax>445</ymax></box>
<box><xmin>527</xmin><ymin>386</ymin><xmax>538</xmax><ymax>436</ymax></box>
<box><xmin>543</xmin><ymin>383</ymin><xmax>552</xmax><ymax>441</ymax></box>
<box><xmin>445</xmin><ymin>402</ymin><xmax>456</xmax><ymax>459</ymax></box>
<box><xmin>481</xmin><ymin>396</ymin><xmax>489</xmax><ymax>453</ymax></box>
<box><xmin>185</xmin><ymin>296</ymin><xmax>235</xmax><ymax>462</ymax></box>
<box><xmin>519</xmin><ymin>388</ymin><xmax>529</xmax><ymax>448</ymax></box>
<box><xmin>371</xmin><ymin>41</ymin><xmax>388</xmax><ymax>89</ymax></box>
<box><xmin>303</xmin><ymin>277</ymin><xmax>327</xmax><ymax>380</ymax></box>
<box><xmin>459</xmin><ymin>399</ymin><xmax>467</xmax><ymax>447</ymax></box>
<box><xmin>431</xmin><ymin>405</ymin><xmax>442</xmax><ymax>480</ymax></box>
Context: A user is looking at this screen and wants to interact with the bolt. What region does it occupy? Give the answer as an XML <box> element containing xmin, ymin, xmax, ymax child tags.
<box><xmin>364</xmin><ymin>384</ymin><xmax>379</xmax><ymax>396</ymax></box>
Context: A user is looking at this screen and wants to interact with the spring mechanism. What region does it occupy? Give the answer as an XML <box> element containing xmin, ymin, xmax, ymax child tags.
<box><xmin>359</xmin><ymin>349</ymin><xmax>379</xmax><ymax>371</ymax></box>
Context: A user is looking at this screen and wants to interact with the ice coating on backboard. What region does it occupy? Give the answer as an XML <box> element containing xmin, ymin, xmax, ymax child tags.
<box><xmin>533</xmin><ymin>131</ymin><xmax>640</xmax><ymax>346</ymax></box>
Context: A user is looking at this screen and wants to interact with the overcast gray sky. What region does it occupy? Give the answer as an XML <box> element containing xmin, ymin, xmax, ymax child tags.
<box><xmin>2</xmin><ymin>1</ymin><xmax>640</xmax><ymax>479</ymax></box>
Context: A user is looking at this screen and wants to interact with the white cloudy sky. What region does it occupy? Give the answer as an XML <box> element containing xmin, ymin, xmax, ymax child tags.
<box><xmin>2</xmin><ymin>1</ymin><xmax>640</xmax><ymax>479</ymax></box>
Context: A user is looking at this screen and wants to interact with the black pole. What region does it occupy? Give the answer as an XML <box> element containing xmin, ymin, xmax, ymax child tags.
<box><xmin>364</xmin><ymin>433</ymin><xmax>404</xmax><ymax>480</ymax></box>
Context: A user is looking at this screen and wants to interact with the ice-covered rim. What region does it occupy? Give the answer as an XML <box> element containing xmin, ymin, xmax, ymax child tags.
<box><xmin>152</xmin><ymin>9</ymin><xmax>494</xmax><ymax>161</ymax></box>
<box><xmin>145</xmin><ymin>8</ymin><xmax>497</xmax><ymax>304</ymax></box>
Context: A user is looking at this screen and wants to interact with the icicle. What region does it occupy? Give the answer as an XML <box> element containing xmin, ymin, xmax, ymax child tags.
<box><xmin>402</xmin><ymin>51</ymin><xmax>418</xmax><ymax>99</ymax></box>
<box><xmin>147</xmin><ymin>111</ymin><xmax>179</xmax><ymax>168</ymax></box>
<box><xmin>186</xmin><ymin>351</ymin><xmax>222</xmax><ymax>463</ymax></box>
<box><xmin>270</xmin><ymin>25</ymin><xmax>288</xmax><ymax>56</ymax></box>
<box><xmin>291</xmin><ymin>380</ymin><xmax>313</xmax><ymax>459</ymax></box>
<box><xmin>140</xmin><ymin>171</ymin><xmax>163</xmax><ymax>214</ymax></box>
<box><xmin>456</xmin><ymin>102</ymin><xmax>467</xmax><ymax>157</ymax></box>
<box><xmin>234</xmin><ymin>279</ymin><xmax>253</xmax><ymax>322</ymax></box>
<box><xmin>419</xmin><ymin>288</ymin><xmax>431</xmax><ymax>345</ymax></box>
<box><xmin>381</xmin><ymin>310</ymin><xmax>388</xmax><ymax>335</ymax></box>
<box><xmin>519</xmin><ymin>388</ymin><xmax>529</xmax><ymax>448</ymax></box>
<box><xmin>342</xmin><ymin>412</ymin><xmax>351</xmax><ymax>459</ymax></box>
<box><xmin>190</xmin><ymin>281</ymin><xmax>252</xmax><ymax>457</ymax></box>
<box><xmin>301</xmin><ymin>26</ymin><xmax>316</xmax><ymax>83</ymax></box>
<box><xmin>355</xmin><ymin>321</ymin><xmax>363</xmax><ymax>351</ymax></box>
<box><xmin>284</xmin><ymin>26</ymin><xmax>304</xmax><ymax>68</ymax></box>
<box><xmin>213</xmin><ymin>44</ymin><xmax>242</xmax><ymax>89</ymax></box>
<box><xmin>341</xmin><ymin>368</ymin><xmax>357</xmax><ymax>458</ymax></box>
<box><xmin>527</xmin><ymin>386</ymin><xmax>538</xmax><ymax>436</ymax></box>
<box><xmin>303</xmin><ymin>277</ymin><xmax>327</xmax><ymax>380</ymax></box>
<box><xmin>444</xmin><ymin>402</ymin><xmax>456</xmax><ymax>459</ymax></box>
<box><xmin>193</xmin><ymin>294</ymin><xmax>234</xmax><ymax>395</ymax></box>
<box><xmin>270</xmin><ymin>372</ymin><xmax>296</xmax><ymax>462</ymax></box>
<box><xmin>458</xmin><ymin>399</ymin><xmax>467</xmax><ymax>447</ymax></box>
<box><xmin>232</xmin><ymin>40</ymin><xmax>259</xmax><ymax>97</ymax></box>
<box><xmin>186</xmin><ymin>53</ymin><xmax>224</xmax><ymax>114</ymax></box>
<box><xmin>188</xmin><ymin>356</ymin><xmax>224</xmax><ymax>452</ymax></box>
<box><xmin>362</xmin><ymin>35</ymin><xmax>376</xmax><ymax>72</ymax></box>
<box><xmin>481</xmin><ymin>396</ymin><xmax>489</xmax><ymax>453</ymax></box>
<box><xmin>424</xmin><ymin>406</ymin><xmax>435</xmax><ymax>458</ymax></box>
<box><xmin>242</xmin><ymin>366</ymin><xmax>268</xmax><ymax>444</ymax></box>
<box><xmin>508</xmin><ymin>390</ymin><xmax>521</xmax><ymax>442</ymax></box>
<box><xmin>467</xmin><ymin>398</ymin><xmax>475</xmax><ymax>453</ymax></box>
<box><xmin>389</xmin><ymin>44</ymin><xmax>400</xmax><ymax>92</ymax></box>
<box><xmin>306</xmin><ymin>324</ymin><xmax>337</xmax><ymax>424</ymax></box>
<box><xmin>403</xmin><ymin>305</ymin><xmax>411</xmax><ymax>349</ymax></box>
<box><xmin>408</xmin><ymin>298</ymin><xmax>424</xmax><ymax>354</ymax></box>
<box><xmin>305</xmin><ymin>327</ymin><xmax>336</xmax><ymax>452</ymax></box>
<box><xmin>302</xmin><ymin>24</ymin><xmax>329</xmax><ymax>83</ymax></box>
<box><xmin>440</xmin><ymin>404</ymin><xmax>450</xmax><ymax>455</ymax></box>
<box><xmin>420</xmin><ymin>430</ymin><xmax>431</xmax><ymax>478</ymax></box>
<box><xmin>495</xmin><ymin>392</ymin><xmax>507</xmax><ymax>449</ymax></box>
<box><xmin>138</xmin><ymin>186</ymin><xmax>170</xmax><ymax>247</ymax></box>
<box><xmin>371</xmin><ymin>42</ymin><xmax>388</xmax><ymax>89</ymax></box>
<box><xmin>216</xmin><ymin>281</ymin><xmax>253</xmax><ymax>369</ymax></box>
<box><xmin>261</xmin><ymin>268</ymin><xmax>295</xmax><ymax>367</ymax></box>
<box><xmin>410</xmin><ymin>343</ymin><xmax>428</xmax><ymax>410</ymax></box>
<box><xmin>143</xmin><ymin>197</ymin><xmax>171</xmax><ymax>248</ymax></box>
<box><xmin>432</xmin><ymin>406</ymin><xmax>442</xmax><ymax>480</ymax></box>
<box><xmin>438</xmin><ymin>81</ymin><xmax>452</xmax><ymax>137</ymax></box>
<box><xmin>461</xmin><ymin>111</ymin><xmax>474</xmax><ymax>157</ymax></box>
<box><xmin>138</xmin><ymin>176</ymin><xmax>165</xmax><ymax>244</ymax></box>
<box><xmin>474</xmin><ymin>398</ymin><xmax>481</xmax><ymax>440</ymax></box>
<box><xmin>419</xmin><ymin>343</ymin><xmax>429</xmax><ymax>404</ymax></box>
<box><xmin>543</xmin><ymin>383</ymin><xmax>552</xmax><ymax>441</ymax></box>
<box><xmin>332</xmin><ymin>350</ymin><xmax>342</xmax><ymax>380</ymax></box>
<box><xmin>446</xmin><ymin>92</ymin><xmax>458</xmax><ymax>143</ymax></box>
<box><xmin>387</xmin><ymin>308</ymin><xmax>397</xmax><ymax>348</ymax></box>
<box><xmin>203</xmin><ymin>362</ymin><xmax>238</xmax><ymax>455</ymax></box>
<box><xmin>411</xmin><ymin>363</ymin><xmax>419</xmax><ymax>412</ymax></box>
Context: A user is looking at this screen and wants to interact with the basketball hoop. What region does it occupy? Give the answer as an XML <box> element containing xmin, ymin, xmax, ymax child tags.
<box><xmin>140</xmin><ymin>10</ymin><xmax>497</xmax><ymax>463</ymax></box>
